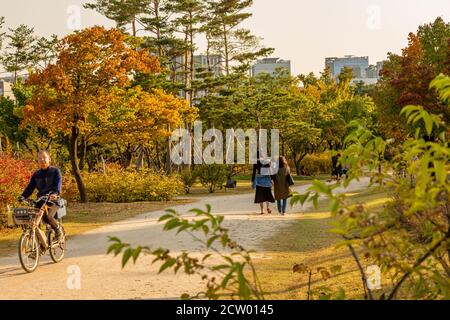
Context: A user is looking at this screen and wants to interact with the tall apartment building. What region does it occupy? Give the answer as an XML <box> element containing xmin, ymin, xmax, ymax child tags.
<box><xmin>325</xmin><ymin>55</ymin><xmax>369</xmax><ymax>78</ymax></box>
<box><xmin>251</xmin><ymin>58</ymin><xmax>291</xmax><ymax>77</ymax></box>
<box><xmin>172</xmin><ymin>54</ymin><xmax>223</xmax><ymax>82</ymax></box>
<box><xmin>0</xmin><ymin>81</ymin><xmax>14</xmax><ymax>100</ymax></box>
<box><xmin>193</xmin><ymin>55</ymin><xmax>222</xmax><ymax>77</ymax></box>
<box><xmin>325</xmin><ymin>55</ymin><xmax>384</xmax><ymax>85</ymax></box>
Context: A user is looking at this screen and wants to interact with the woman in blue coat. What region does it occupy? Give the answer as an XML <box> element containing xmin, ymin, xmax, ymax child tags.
<box><xmin>251</xmin><ymin>158</ymin><xmax>275</xmax><ymax>215</ymax></box>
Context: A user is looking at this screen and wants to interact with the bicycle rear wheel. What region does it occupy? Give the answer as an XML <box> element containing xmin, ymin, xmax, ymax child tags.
<box><xmin>18</xmin><ymin>231</ymin><xmax>40</xmax><ymax>273</ymax></box>
<box><xmin>49</xmin><ymin>226</ymin><xmax>66</xmax><ymax>263</ymax></box>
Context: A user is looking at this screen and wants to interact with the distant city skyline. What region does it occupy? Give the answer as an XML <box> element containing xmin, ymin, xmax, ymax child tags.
<box><xmin>0</xmin><ymin>0</ymin><xmax>449</xmax><ymax>76</ymax></box>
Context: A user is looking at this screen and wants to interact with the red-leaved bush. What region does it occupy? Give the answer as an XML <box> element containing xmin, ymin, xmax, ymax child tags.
<box><xmin>0</xmin><ymin>154</ymin><xmax>33</xmax><ymax>227</ymax></box>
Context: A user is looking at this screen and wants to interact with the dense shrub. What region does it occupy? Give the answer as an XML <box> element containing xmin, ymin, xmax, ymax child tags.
<box><xmin>0</xmin><ymin>154</ymin><xmax>33</xmax><ymax>228</ymax></box>
<box><xmin>300</xmin><ymin>153</ymin><xmax>332</xmax><ymax>176</ymax></box>
<box><xmin>197</xmin><ymin>164</ymin><xmax>228</xmax><ymax>193</ymax></box>
<box><xmin>180</xmin><ymin>168</ymin><xmax>198</xmax><ymax>194</ymax></box>
<box><xmin>65</xmin><ymin>165</ymin><xmax>183</xmax><ymax>203</ymax></box>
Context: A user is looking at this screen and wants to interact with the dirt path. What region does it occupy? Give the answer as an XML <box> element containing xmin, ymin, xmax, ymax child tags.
<box><xmin>0</xmin><ymin>178</ymin><xmax>369</xmax><ymax>300</ymax></box>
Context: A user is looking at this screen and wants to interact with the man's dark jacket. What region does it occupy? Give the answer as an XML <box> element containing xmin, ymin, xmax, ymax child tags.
<box><xmin>21</xmin><ymin>166</ymin><xmax>62</xmax><ymax>198</ymax></box>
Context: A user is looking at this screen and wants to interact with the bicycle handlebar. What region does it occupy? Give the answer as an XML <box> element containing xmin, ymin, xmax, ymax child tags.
<box><xmin>19</xmin><ymin>193</ymin><xmax>59</xmax><ymax>207</ymax></box>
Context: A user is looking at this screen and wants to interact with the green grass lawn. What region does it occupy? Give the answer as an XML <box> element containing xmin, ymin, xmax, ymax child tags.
<box><xmin>250</xmin><ymin>187</ymin><xmax>391</xmax><ymax>300</ymax></box>
<box><xmin>0</xmin><ymin>199</ymin><xmax>194</xmax><ymax>257</ymax></box>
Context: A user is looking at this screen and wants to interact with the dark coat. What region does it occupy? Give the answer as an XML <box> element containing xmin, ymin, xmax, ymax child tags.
<box><xmin>22</xmin><ymin>166</ymin><xmax>62</xmax><ymax>198</ymax></box>
<box><xmin>272</xmin><ymin>167</ymin><xmax>292</xmax><ymax>200</ymax></box>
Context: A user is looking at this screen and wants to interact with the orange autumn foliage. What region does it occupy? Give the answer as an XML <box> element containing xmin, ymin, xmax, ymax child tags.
<box><xmin>22</xmin><ymin>26</ymin><xmax>161</xmax><ymax>136</ymax></box>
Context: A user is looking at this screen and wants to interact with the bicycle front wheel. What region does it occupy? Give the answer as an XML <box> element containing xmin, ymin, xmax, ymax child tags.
<box><xmin>18</xmin><ymin>231</ymin><xmax>40</xmax><ymax>273</ymax></box>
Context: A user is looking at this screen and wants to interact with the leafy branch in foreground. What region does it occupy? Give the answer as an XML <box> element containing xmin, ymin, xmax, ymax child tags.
<box><xmin>291</xmin><ymin>74</ymin><xmax>450</xmax><ymax>300</ymax></box>
<box><xmin>107</xmin><ymin>204</ymin><xmax>265</xmax><ymax>300</ymax></box>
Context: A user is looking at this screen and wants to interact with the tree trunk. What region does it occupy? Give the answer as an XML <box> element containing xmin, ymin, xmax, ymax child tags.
<box><xmin>154</xmin><ymin>0</ymin><xmax>163</xmax><ymax>57</ymax></box>
<box><xmin>136</xmin><ymin>145</ymin><xmax>144</xmax><ymax>172</ymax></box>
<box><xmin>183</xmin><ymin>26</ymin><xmax>189</xmax><ymax>100</ymax></box>
<box><xmin>294</xmin><ymin>159</ymin><xmax>301</xmax><ymax>176</ymax></box>
<box><xmin>132</xmin><ymin>18</ymin><xmax>136</xmax><ymax>37</ymax></box>
<box><xmin>293</xmin><ymin>151</ymin><xmax>307</xmax><ymax>176</ymax></box>
<box><xmin>14</xmin><ymin>52</ymin><xmax>18</xmax><ymax>85</ymax></box>
<box><xmin>69</xmin><ymin>126</ymin><xmax>88</xmax><ymax>203</ymax></box>
<box><xmin>100</xmin><ymin>155</ymin><xmax>106</xmax><ymax>174</ymax></box>
<box><xmin>206</xmin><ymin>33</ymin><xmax>212</xmax><ymax>73</ymax></box>
<box><xmin>166</xmin><ymin>124</ymin><xmax>172</xmax><ymax>174</ymax></box>
<box><xmin>445</xmin><ymin>203</ymin><xmax>450</xmax><ymax>261</ymax></box>
<box><xmin>189</xmin><ymin>12</ymin><xmax>194</xmax><ymax>107</ymax></box>
<box><xmin>222</xmin><ymin>20</ymin><xmax>229</xmax><ymax>76</ymax></box>
<box><xmin>78</xmin><ymin>136</ymin><xmax>87</xmax><ymax>171</ymax></box>
<box><xmin>123</xmin><ymin>149</ymin><xmax>133</xmax><ymax>168</ymax></box>
<box><xmin>4</xmin><ymin>136</ymin><xmax>10</xmax><ymax>152</ymax></box>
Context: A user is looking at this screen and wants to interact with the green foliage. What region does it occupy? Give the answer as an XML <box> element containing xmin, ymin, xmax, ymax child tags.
<box><xmin>417</xmin><ymin>17</ymin><xmax>450</xmax><ymax>72</ymax></box>
<box><xmin>64</xmin><ymin>165</ymin><xmax>182</xmax><ymax>203</ymax></box>
<box><xmin>291</xmin><ymin>74</ymin><xmax>450</xmax><ymax>300</ymax></box>
<box><xmin>401</xmin><ymin>105</ymin><xmax>443</xmax><ymax>137</ymax></box>
<box><xmin>107</xmin><ymin>205</ymin><xmax>265</xmax><ymax>300</ymax></box>
<box><xmin>179</xmin><ymin>167</ymin><xmax>199</xmax><ymax>194</ymax></box>
<box><xmin>84</xmin><ymin>0</ymin><xmax>151</xmax><ymax>36</ymax></box>
<box><xmin>1</xmin><ymin>25</ymin><xmax>39</xmax><ymax>82</ymax></box>
<box><xmin>205</xmin><ymin>0</ymin><xmax>274</xmax><ymax>75</ymax></box>
<box><xmin>196</xmin><ymin>164</ymin><xmax>228</xmax><ymax>193</ymax></box>
<box><xmin>430</xmin><ymin>73</ymin><xmax>450</xmax><ymax>104</ymax></box>
<box><xmin>197</xmin><ymin>68</ymin><xmax>376</xmax><ymax>176</ymax></box>
<box><xmin>0</xmin><ymin>84</ymin><xmax>53</xmax><ymax>153</ymax></box>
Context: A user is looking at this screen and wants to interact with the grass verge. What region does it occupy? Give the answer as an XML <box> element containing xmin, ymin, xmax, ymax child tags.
<box><xmin>251</xmin><ymin>187</ymin><xmax>390</xmax><ymax>300</ymax></box>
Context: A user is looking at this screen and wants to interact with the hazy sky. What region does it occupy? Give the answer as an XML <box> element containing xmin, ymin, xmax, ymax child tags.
<box><xmin>1</xmin><ymin>0</ymin><xmax>449</xmax><ymax>75</ymax></box>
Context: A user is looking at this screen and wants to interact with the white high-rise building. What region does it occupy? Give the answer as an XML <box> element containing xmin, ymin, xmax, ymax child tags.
<box><xmin>325</xmin><ymin>55</ymin><xmax>385</xmax><ymax>85</ymax></box>
<box><xmin>193</xmin><ymin>55</ymin><xmax>223</xmax><ymax>77</ymax></box>
<box><xmin>172</xmin><ymin>54</ymin><xmax>223</xmax><ymax>82</ymax></box>
<box><xmin>251</xmin><ymin>58</ymin><xmax>291</xmax><ymax>77</ymax></box>
<box><xmin>0</xmin><ymin>81</ymin><xmax>14</xmax><ymax>100</ymax></box>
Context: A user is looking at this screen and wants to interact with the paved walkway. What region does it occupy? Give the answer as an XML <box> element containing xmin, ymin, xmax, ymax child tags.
<box><xmin>0</xmin><ymin>178</ymin><xmax>369</xmax><ymax>299</ymax></box>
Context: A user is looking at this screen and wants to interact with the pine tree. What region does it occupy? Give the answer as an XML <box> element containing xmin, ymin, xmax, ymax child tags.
<box><xmin>205</xmin><ymin>0</ymin><xmax>273</xmax><ymax>75</ymax></box>
<box><xmin>2</xmin><ymin>25</ymin><xmax>39</xmax><ymax>84</ymax></box>
<box><xmin>33</xmin><ymin>35</ymin><xmax>58</xmax><ymax>69</ymax></box>
<box><xmin>84</xmin><ymin>0</ymin><xmax>151</xmax><ymax>36</ymax></box>
<box><xmin>165</xmin><ymin>0</ymin><xmax>205</xmax><ymax>103</ymax></box>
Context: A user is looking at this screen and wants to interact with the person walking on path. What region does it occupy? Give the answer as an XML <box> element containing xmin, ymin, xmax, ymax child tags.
<box><xmin>331</xmin><ymin>153</ymin><xmax>343</xmax><ymax>181</ymax></box>
<box><xmin>272</xmin><ymin>156</ymin><xmax>294</xmax><ymax>215</ymax></box>
<box><xmin>252</xmin><ymin>156</ymin><xmax>275</xmax><ymax>215</ymax></box>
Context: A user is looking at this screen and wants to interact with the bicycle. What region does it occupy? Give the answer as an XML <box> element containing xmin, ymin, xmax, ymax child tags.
<box><xmin>13</xmin><ymin>194</ymin><xmax>67</xmax><ymax>273</ymax></box>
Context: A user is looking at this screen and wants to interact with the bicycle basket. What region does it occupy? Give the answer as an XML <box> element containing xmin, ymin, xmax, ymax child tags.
<box><xmin>13</xmin><ymin>208</ymin><xmax>40</xmax><ymax>226</ymax></box>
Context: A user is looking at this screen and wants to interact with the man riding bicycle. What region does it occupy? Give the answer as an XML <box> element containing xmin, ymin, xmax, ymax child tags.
<box><xmin>18</xmin><ymin>150</ymin><xmax>63</xmax><ymax>241</ymax></box>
